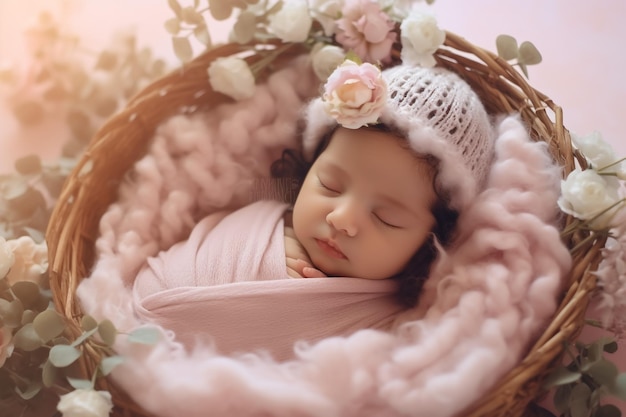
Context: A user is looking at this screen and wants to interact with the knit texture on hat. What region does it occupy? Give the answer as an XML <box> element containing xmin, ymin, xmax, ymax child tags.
<box><xmin>303</xmin><ymin>65</ymin><xmax>495</xmax><ymax>210</ymax></box>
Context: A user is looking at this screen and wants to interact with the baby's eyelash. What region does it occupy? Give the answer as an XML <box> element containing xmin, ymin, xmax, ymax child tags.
<box><xmin>373</xmin><ymin>213</ymin><xmax>400</xmax><ymax>229</ymax></box>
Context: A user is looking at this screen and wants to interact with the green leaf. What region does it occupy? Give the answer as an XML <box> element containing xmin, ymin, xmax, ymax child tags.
<box><xmin>95</xmin><ymin>50</ymin><xmax>118</xmax><ymax>71</ymax></box>
<box><xmin>71</xmin><ymin>327</ymin><xmax>98</xmax><ymax>347</ymax></box>
<box><xmin>13</xmin><ymin>323</ymin><xmax>44</xmax><ymax>351</ymax></box>
<box><xmin>193</xmin><ymin>24</ymin><xmax>212</xmax><ymax>47</ymax></box>
<box><xmin>209</xmin><ymin>0</ymin><xmax>233</xmax><ymax>20</ymax></box>
<box><xmin>172</xmin><ymin>36</ymin><xmax>193</xmax><ymax>62</ymax></box>
<box><xmin>596</xmin><ymin>404</ymin><xmax>622</xmax><ymax>417</ymax></box>
<box><xmin>15</xmin><ymin>154</ymin><xmax>42</xmax><ymax>175</ymax></box>
<box><xmin>98</xmin><ymin>319</ymin><xmax>117</xmax><ymax>346</ymax></box>
<box><xmin>569</xmin><ymin>383</ymin><xmax>591</xmax><ymax>417</ymax></box>
<box><xmin>233</xmin><ymin>11</ymin><xmax>256</xmax><ymax>44</ymax></box>
<box><xmin>128</xmin><ymin>327</ymin><xmax>160</xmax><ymax>345</ymax></box>
<box><xmin>12</xmin><ymin>100</ymin><xmax>45</xmax><ymax>126</ymax></box>
<box><xmin>81</xmin><ymin>315</ymin><xmax>98</xmax><ymax>332</ymax></box>
<box><xmin>182</xmin><ymin>6</ymin><xmax>204</xmax><ymax>24</ymax></box>
<box><xmin>11</xmin><ymin>281</ymin><xmax>42</xmax><ymax>310</ymax></box>
<box><xmin>100</xmin><ymin>355</ymin><xmax>125</xmax><ymax>376</ymax></box>
<box><xmin>33</xmin><ymin>309</ymin><xmax>66</xmax><ymax>342</ymax></box>
<box><xmin>66</xmin><ymin>377</ymin><xmax>94</xmax><ymax>390</ymax></box>
<box><xmin>587</xmin><ymin>359</ymin><xmax>619</xmax><ymax>386</ymax></box>
<box><xmin>543</xmin><ymin>367</ymin><xmax>581</xmax><ymax>388</ymax></box>
<box><xmin>554</xmin><ymin>384</ymin><xmax>572</xmax><ymax>413</ymax></box>
<box><xmin>609</xmin><ymin>372</ymin><xmax>626</xmax><ymax>401</ymax></box>
<box><xmin>42</xmin><ymin>359</ymin><xmax>58</xmax><ymax>388</ymax></box>
<box><xmin>15</xmin><ymin>381</ymin><xmax>42</xmax><ymax>400</ymax></box>
<box><xmin>164</xmin><ymin>17</ymin><xmax>181</xmax><ymax>35</ymax></box>
<box><xmin>49</xmin><ymin>344</ymin><xmax>81</xmax><ymax>367</ymax></box>
<box><xmin>0</xmin><ymin>298</ymin><xmax>24</xmax><ymax>327</ymax></box>
<box><xmin>496</xmin><ymin>34</ymin><xmax>518</xmax><ymax>61</ymax></box>
<box><xmin>518</xmin><ymin>41</ymin><xmax>542</xmax><ymax>65</ymax></box>
<box><xmin>167</xmin><ymin>0</ymin><xmax>183</xmax><ymax>18</ymax></box>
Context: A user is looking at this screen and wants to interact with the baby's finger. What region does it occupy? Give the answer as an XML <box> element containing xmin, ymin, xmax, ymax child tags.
<box><xmin>302</xmin><ymin>266</ymin><xmax>327</xmax><ymax>278</ymax></box>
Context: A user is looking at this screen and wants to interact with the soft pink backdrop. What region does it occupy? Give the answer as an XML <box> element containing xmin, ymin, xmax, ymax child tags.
<box><xmin>1</xmin><ymin>0</ymin><xmax>625</xmax><ymax>412</ymax></box>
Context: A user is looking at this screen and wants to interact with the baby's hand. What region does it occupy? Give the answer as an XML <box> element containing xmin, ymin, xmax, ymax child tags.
<box><xmin>295</xmin><ymin>259</ymin><xmax>327</xmax><ymax>278</ymax></box>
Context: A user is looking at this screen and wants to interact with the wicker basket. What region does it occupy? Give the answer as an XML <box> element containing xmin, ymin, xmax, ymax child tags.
<box><xmin>45</xmin><ymin>30</ymin><xmax>601</xmax><ymax>417</ymax></box>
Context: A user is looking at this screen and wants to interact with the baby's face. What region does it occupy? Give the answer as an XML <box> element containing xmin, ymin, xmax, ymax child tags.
<box><xmin>292</xmin><ymin>127</ymin><xmax>437</xmax><ymax>280</ymax></box>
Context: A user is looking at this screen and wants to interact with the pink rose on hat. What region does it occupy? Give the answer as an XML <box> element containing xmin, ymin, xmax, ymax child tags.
<box><xmin>335</xmin><ymin>0</ymin><xmax>396</xmax><ymax>63</ymax></box>
<box><xmin>322</xmin><ymin>60</ymin><xmax>387</xmax><ymax>129</ymax></box>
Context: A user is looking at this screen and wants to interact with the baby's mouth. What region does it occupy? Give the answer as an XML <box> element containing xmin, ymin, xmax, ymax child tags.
<box><xmin>315</xmin><ymin>238</ymin><xmax>347</xmax><ymax>260</ymax></box>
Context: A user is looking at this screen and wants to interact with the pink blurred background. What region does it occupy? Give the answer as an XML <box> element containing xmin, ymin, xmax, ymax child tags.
<box><xmin>1</xmin><ymin>0</ymin><xmax>625</xmax><ymax>413</ymax></box>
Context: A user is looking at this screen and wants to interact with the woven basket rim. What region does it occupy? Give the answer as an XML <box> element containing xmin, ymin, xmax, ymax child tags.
<box><xmin>45</xmin><ymin>30</ymin><xmax>596</xmax><ymax>417</ymax></box>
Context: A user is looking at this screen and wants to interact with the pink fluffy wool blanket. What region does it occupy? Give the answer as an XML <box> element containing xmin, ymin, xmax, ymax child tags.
<box><xmin>76</xmin><ymin>56</ymin><xmax>571</xmax><ymax>417</ymax></box>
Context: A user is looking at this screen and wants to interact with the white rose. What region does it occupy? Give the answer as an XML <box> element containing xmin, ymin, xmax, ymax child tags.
<box><xmin>269</xmin><ymin>0</ymin><xmax>313</xmax><ymax>43</ymax></box>
<box><xmin>57</xmin><ymin>389</ymin><xmax>113</xmax><ymax>417</ymax></box>
<box><xmin>5</xmin><ymin>236</ymin><xmax>48</xmax><ymax>286</ymax></box>
<box><xmin>208</xmin><ymin>56</ymin><xmax>256</xmax><ymax>101</ymax></box>
<box><xmin>558</xmin><ymin>168</ymin><xmax>623</xmax><ymax>228</ymax></box>
<box><xmin>0</xmin><ymin>237</ymin><xmax>15</xmax><ymax>279</ymax></box>
<box><xmin>311</xmin><ymin>43</ymin><xmax>345</xmax><ymax>81</ymax></box>
<box><xmin>309</xmin><ymin>0</ymin><xmax>344</xmax><ymax>36</ymax></box>
<box><xmin>572</xmin><ymin>131</ymin><xmax>626</xmax><ymax>175</ymax></box>
<box><xmin>400</xmin><ymin>11</ymin><xmax>445</xmax><ymax>68</ymax></box>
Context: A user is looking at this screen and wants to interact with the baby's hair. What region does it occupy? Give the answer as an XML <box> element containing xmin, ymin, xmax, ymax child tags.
<box><xmin>271</xmin><ymin>124</ymin><xmax>459</xmax><ymax>308</ymax></box>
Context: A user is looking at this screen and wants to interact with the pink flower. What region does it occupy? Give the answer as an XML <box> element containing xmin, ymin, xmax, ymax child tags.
<box><xmin>0</xmin><ymin>326</ymin><xmax>13</xmax><ymax>367</ymax></box>
<box><xmin>335</xmin><ymin>0</ymin><xmax>397</xmax><ymax>64</ymax></box>
<box><xmin>322</xmin><ymin>60</ymin><xmax>387</xmax><ymax>129</ymax></box>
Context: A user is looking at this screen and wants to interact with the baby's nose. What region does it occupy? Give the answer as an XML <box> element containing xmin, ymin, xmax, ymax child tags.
<box><xmin>326</xmin><ymin>203</ymin><xmax>358</xmax><ymax>237</ymax></box>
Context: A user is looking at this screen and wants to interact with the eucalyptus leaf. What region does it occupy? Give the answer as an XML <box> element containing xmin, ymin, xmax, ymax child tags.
<box><xmin>15</xmin><ymin>154</ymin><xmax>42</xmax><ymax>175</ymax></box>
<box><xmin>569</xmin><ymin>383</ymin><xmax>591</xmax><ymax>417</ymax></box>
<box><xmin>49</xmin><ymin>344</ymin><xmax>81</xmax><ymax>367</ymax></box>
<box><xmin>42</xmin><ymin>359</ymin><xmax>58</xmax><ymax>388</ymax></box>
<box><xmin>234</xmin><ymin>11</ymin><xmax>256</xmax><ymax>44</ymax></box>
<box><xmin>66</xmin><ymin>376</ymin><xmax>94</xmax><ymax>390</ymax></box>
<box><xmin>496</xmin><ymin>34</ymin><xmax>518</xmax><ymax>61</ymax></box>
<box><xmin>33</xmin><ymin>309</ymin><xmax>66</xmax><ymax>342</ymax></box>
<box><xmin>21</xmin><ymin>309</ymin><xmax>37</xmax><ymax>325</ymax></box>
<box><xmin>2</xmin><ymin>177</ymin><xmax>28</xmax><ymax>200</ymax></box>
<box><xmin>71</xmin><ymin>327</ymin><xmax>98</xmax><ymax>347</ymax></box>
<box><xmin>587</xmin><ymin>359</ymin><xmax>619</xmax><ymax>386</ymax></box>
<box><xmin>554</xmin><ymin>384</ymin><xmax>572</xmax><ymax>413</ymax></box>
<box><xmin>128</xmin><ymin>327</ymin><xmax>161</xmax><ymax>345</ymax></box>
<box><xmin>193</xmin><ymin>24</ymin><xmax>212</xmax><ymax>47</ymax></box>
<box><xmin>98</xmin><ymin>319</ymin><xmax>117</xmax><ymax>346</ymax></box>
<box><xmin>164</xmin><ymin>17</ymin><xmax>181</xmax><ymax>35</ymax></box>
<box><xmin>81</xmin><ymin>314</ymin><xmax>98</xmax><ymax>332</ymax></box>
<box><xmin>209</xmin><ymin>0</ymin><xmax>234</xmax><ymax>21</ymax></box>
<box><xmin>100</xmin><ymin>355</ymin><xmax>125</xmax><ymax>376</ymax></box>
<box><xmin>16</xmin><ymin>381</ymin><xmax>42</xmax><ymax>400</ymax></box>
<box><xmin>0</xmin><ymin>298</ymin><xmax>23</xmax><ymax>327</ymax></box>
<box><xmin>543</xmin><ymin>366</ymin><xmax>581</xmax><ymax>388</ymax></box>
<box><xmin>518</xmin><ymin>41</ymin><xmax>542</xmax><ymax>65</ymax></box>
<box><xmin>167</xmin><ymin>0</ymin><xmax>183</xmax><ymax>18</ymax></box>
<box><xmin>13</xmin><ymin>323</ymin><xmax>44</xmax><ymax>351</ymax></box>
<box><xmin>182</xmin><ymin>6</ymin><xmax>204</xmax><ymax>25</ymax></box>
<box><xmin>11</xmin><ymin>281</ymin><xmax>41</xmax><ymax>310</ymax></box>
<box><xmin>5</xmin><ymin>186</ymin><xmax>46</xmax><ymax>219</ymax></box>
<box><xmin>12</xmin><ymin>100</ymin><xmax>45</xmax><ymax>126</ymax></box>
<box><xmin>608</xmin><ymin>372</ymin><xmax>626</xmax><ymax>401</ymax></box>
<box><xmin>596</xmin><ymin>404</ymin><xmax>622</xmax><ymax>417</ymax></box>
<box><xmin>172</xmin><ymin>36</ymin><xmax>193</xmax><ymax>62</ymax></box>
<box><xmin>604</xmin><ymin>341</ymin><xmax>619</xmax><ymax>354</ymax></box>
<box><xmin>95</xmin><ymin>50</ymin><xmax>118</xmax><ymax>71</ymax></box>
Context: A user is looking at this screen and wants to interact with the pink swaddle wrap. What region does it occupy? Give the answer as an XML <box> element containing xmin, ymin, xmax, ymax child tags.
<box><xmin>133</xmin><ymin>200</ymin><xmax>402</xmax><ymax>359</ymax></box>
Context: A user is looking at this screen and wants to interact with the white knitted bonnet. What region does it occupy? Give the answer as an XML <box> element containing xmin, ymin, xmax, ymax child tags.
<box><xmin>302</xmin><ymin>64</ymin><xmax>495</xmax><ymax>210</ymax></box>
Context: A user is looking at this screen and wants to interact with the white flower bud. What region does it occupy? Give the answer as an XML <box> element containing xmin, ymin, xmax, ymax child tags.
<box><xmin>572</xmin><ymin>131</ymin><xmax>619</xmax><ymax>170</ymax></box>
<box><xmin>207</xmin><ymin>57</ymin><xmax>256</xmax><ymax>101</ymax></box>
<box><xmin>311</xmin><ymin>43</ymin><xmax>345</xmax><ymax>81</ymax></box>
<box><xmin>557</xmin><ymin>168</ymin><xmax>623</xmax><ymax>229</ymax></box>
<box><xmin>268</xmin><ymin>0</ymin><xmax>313</xmax><ymax>43</ymax></box>
<box><xmin>57</xmin><ymin>389</ymin><xmax>113</xmax><ymax>417</ymax></box>
<box><xmin>309</xmin><ymin>0</ymin><xmax>344</xmax><ymax>36</ymax></box>
<box><xmin>400</xmin><ymin>11</ymin><xmax>445</xmax><ymax>68</ymax></box>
